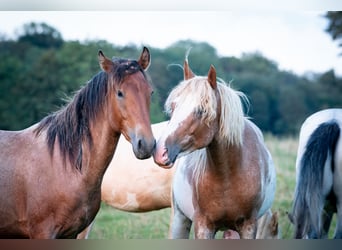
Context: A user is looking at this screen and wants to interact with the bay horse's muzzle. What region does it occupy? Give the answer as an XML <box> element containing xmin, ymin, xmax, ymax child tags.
<box><xmin>132</xmin><ymin>136</ymin><xmax>156</xmax><ymax>159</ymax></box>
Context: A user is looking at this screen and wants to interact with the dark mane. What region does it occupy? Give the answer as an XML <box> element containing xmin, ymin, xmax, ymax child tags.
<box><xmin>35</xmin><ymin>58</ymin><xmax>145</xmax><ymax>171</ymax></box>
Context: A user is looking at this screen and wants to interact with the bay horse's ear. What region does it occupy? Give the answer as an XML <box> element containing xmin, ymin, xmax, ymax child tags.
<box><xmin>98</xmin><ymin>50</ymin><xmax>114</xmax><ymax>73</ymax></box>
<box><xmin>138</xmin><ymin>47</ymin><xmax>151</xmax><ymax>71</ymax></box>
<box><xmin>183</xmin><ymin>60</ymin><xmax>195</xmax><ymax>80</ymax></box>
<box><xmin>207</xmin><ymin>65</ymin><xmax>217</xmax><ymax>89</ymax></box>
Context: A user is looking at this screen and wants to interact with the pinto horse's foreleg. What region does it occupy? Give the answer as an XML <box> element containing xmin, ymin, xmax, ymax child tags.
<box><xmin>193</xmin><ymin>216</ymin><xmax>216</xmax><ymax>239</ymax></box>
<box><xmin>169</xmin><ymin>201</ymin><xmax>192</xmax><ymax>239</ymax></box>
<box><xmin>77</xmin><ymin>221</ymin><xmax>94</xmax><ymax>239</ymax></box>
<box><xmin>237</xmin><ymin>218</ymin><xmax>257</xmax><ymax>239</ymax></box>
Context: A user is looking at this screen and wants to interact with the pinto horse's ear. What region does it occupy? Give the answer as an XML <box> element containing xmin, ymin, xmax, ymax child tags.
<box><xmin>138</xmin><ymin>47</ymin><xmax>151</xmax><ymax>71</ymax></box>
<box><xmin>183</xmin><ymin>60</ymin><xmax>195</xmax><ymax>80</ymax></box>
<box><xmin>207</xmin><ymin>65</ymin><xmax>217</xmax><ymax>89</ymax></box>
<box><xmin>98</xmin><ymin>50</ymin><xmax>114</xmax><ymax>73</ymax></box>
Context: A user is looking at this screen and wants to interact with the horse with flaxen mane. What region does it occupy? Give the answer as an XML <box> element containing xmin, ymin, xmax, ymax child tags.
<box><xmin>0</xmin><ymin>47</ymin><xmax>155</xmax><ymax>238</ymax></box>
<box><xmin>153</xmin><ymin>58</ymin><xmax>276</xmax><ymax>239</ymax></box>
<box><xmin>77</xmin><ymin>121</ymin><xmax>279</xmax><ymax>239</ymax></box>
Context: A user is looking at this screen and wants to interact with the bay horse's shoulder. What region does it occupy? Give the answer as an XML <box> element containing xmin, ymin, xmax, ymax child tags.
<box><xmin>0</xmin><ymin>123</ymin><xmax>41</xmax><ymax>146</ymax></box>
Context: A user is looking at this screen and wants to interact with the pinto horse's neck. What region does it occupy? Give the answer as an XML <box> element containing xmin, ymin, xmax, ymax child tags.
<box><xmin>206</xmin><ymin>134</ymin><xmax>242</xmax><ymax>176</ymax></box>
<box><xmin>205</xmin><ymin>91</ymin><xmax>243</xmax><ymax>176</ymax></box>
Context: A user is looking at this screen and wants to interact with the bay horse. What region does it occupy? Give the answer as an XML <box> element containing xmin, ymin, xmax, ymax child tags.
<box><xmin>290</xmin><ymin>108</ymin><xmax>342</xmax><ymax>239</ymax></box>
<box><xmin>0</xmin><ymin>47</ymin><xmax>155</xmax><ymax>238</ymax></box>
<box><xmin>153</xmin><ymin>59</ymin><xmax>276</xmax><ymax>239</ymax></box>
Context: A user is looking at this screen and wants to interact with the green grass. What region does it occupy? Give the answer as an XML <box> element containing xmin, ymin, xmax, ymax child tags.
<box><xmin>264</xmin><ymin>134</ymin><xmax>298</xmax><ymax>239</ymax></box>
<box><xmin>87</xmin><ymin>135</ymin><xmax>334</xmax><ymax>239</ymax></box>
<box><xmin>89</xmin><ymin>206</ymin><xmax>171</xmax><ymax>239</ymax></box>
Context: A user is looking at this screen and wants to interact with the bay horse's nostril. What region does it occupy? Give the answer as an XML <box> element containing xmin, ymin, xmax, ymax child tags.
<box><xmin>134</xmin><ymin>137</ymin><xmax>155</xmax><ymax>160</ymax></box>
<box><xmin>137</xmin><ymin>139</ymin><xmax>142</xmax><ymax>151</ymax></box>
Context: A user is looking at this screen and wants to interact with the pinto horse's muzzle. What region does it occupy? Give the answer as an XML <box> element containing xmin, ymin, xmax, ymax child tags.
<box><xmin>153</xmin><ymin>141</ymin><xmax>181</xmax><ymax>168</ymax></box>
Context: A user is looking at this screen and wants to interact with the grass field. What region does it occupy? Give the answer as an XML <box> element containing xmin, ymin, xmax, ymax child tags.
<box><xmin>87</xmin><ymin>135</ymin><xmax>331</xmax><ymax>239</ymax></box>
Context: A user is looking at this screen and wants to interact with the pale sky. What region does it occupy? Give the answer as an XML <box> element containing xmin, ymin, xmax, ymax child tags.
<box><xmin>0</xmin><ymin>10</ymin><xmax>341</xmax><ymax>76</ymax></box>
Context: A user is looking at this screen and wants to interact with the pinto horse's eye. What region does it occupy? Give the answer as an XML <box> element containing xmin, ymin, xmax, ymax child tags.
<box><xmin>117</xmin><ymin>90</ymin><xmax>124</xmax><ymax>98</ymax></box>
<box><xmin>195</xmin><ymin>108</ymin><xmax>204</xmax><ymax>117</ymax></box>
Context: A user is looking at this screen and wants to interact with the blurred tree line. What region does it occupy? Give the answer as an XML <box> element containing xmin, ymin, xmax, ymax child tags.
<box><xmin>0</xmin><ymin>19</ymin><xmax>341</xmax><ymax>136</ymax></box>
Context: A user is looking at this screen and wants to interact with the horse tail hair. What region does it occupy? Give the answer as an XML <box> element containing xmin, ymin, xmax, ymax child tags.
<box><xmin>292</xmin><ymin>120</ymin><xmax>340</xmax><ymax>238</ymax></box>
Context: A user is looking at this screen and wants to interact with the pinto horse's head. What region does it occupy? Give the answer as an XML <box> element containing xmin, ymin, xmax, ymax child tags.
<box><xmin>98</xmin><ymin>47</ymin><xmax>155</xmax><ymax>159</ymax></box>
<box><xmin>153</xmin><ymin>61</ymin><xmax>220</xmax><ymax>168</ymax></box>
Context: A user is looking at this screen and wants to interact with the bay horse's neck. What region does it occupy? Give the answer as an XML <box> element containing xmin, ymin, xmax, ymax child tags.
<box><xmin>80</xmin><ymin>110</ymin><xmax>121</xmax><ymax>189</ymax></box>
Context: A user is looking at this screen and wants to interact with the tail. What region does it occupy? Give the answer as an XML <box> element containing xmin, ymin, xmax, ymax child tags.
<box><xmin>291</xmin><ymin>120</ymin><xmax>340</xmax><ymax>238</ymax></box>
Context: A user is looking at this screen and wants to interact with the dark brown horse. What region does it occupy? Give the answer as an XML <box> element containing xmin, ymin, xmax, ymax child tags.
<box><xmin>0</xmin><ymin>47</ymin><xmax>155</xmax><ymax>238</ymax></box>
<box><xmin>153</xmin><ymin>59</ymin><xmax>276</xmax><ymax>239</ymax></box>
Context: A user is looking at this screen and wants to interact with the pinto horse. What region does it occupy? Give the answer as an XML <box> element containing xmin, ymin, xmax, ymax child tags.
<box><xmin>153</xmin><ymin>59</ymin><xmax>276</xmax><ymax>239</ymax></box>
<box><xmin>290</xmin><ymin>108</ymin><xmax>342</xmax><ymax>239</ymax></box>
<box><xmin>77</xmin><ymin>121</ymin><xmax>279</xmax><ymax>239</ymax></box>
<box><xmin>0</xmin><ymin>47</ymin><xmax>155</xmax><ymax>238</ymax></box>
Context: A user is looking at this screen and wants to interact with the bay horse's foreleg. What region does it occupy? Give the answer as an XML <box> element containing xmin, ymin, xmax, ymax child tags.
<box><xmin>77</xmin><ymin>221</ymin><xmax>94</xmax><ymax>239</ymax></box>
<box><xmin>169</xmin><ymin>208</ymin><xmax>192</xmax><ymax>238</ymax></box>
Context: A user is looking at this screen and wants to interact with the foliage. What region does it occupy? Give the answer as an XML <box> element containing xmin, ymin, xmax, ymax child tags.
<box><xmin>325</xmin><ymin>11</ymin><xmax>342</xmax><ymax>54</ymax></box>
<box><xmin>17</xmin><ymin>22</ymin><xmax>64</xmax><ymax>49</ymax></box>
<box><xmin>1</xmin><ymin>22</ymin><xmax>342</xmax><ymax>135</ymax></box>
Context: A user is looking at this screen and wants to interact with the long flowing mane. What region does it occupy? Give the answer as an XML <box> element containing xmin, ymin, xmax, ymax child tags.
<box><xmin>165</xmin><ymin>76</ymin><xmax>246</xmax><ymax>145</ymax></box>
<box><xmin>167</xmin><ymin>76</ymin><xmax>247</xmax><ymax>185</ymax></box>
<box><xmin>35</xmin><ymin>59</ymin><xmax>146</xmax><ymax>171</ymax></box>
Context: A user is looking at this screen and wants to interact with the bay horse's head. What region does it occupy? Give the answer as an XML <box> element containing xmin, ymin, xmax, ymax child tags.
<box><xmin>98</xmin><ymin>47</ymin><xmax>155</xmax><ymax>159</ymax></box>
<box><xmin>153</xmin><ymin>61</ymin><xmax>221</xmax><ymax>167</ymax></box>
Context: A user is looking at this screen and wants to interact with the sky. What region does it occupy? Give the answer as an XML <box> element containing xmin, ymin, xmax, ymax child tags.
<box><xmin>0</xmin><ymin>10</ymin><xmax>341</xmax><ymax>77</ymax></box>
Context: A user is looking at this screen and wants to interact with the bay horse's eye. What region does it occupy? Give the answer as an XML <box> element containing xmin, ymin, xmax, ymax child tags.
<box><xmin>117</xmin><ymin>90</ymin><xmax>124</xmax><ymax>98</ymax></box>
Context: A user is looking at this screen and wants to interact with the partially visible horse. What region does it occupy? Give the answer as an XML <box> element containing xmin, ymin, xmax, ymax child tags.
<box><xmin>153</xmin><ymin>59</ymin><xmax>276</xmax><ymax>239</ymax></box>
<box><xmin>77</xmin><ymin>122</ymin><xmax>279</xmax><ymax>239</ymax></box>
<box><xmin>0</xmin><ymin>47</ymin><xmax>155</xmax><ymax>238</ymax></box>
<box><xmin>290</xmin><ymin>108</ymin><xmax>342</xmax><ymax>239</ymax></box>
<box><xmin>101</xmin><ymin>122</ymin><xmax>174</xmax><ymax>213</ymax></box>
<box><xmin>77</xmin><ymin>121</ymin><xmax>174</xmax><ymax>239</ymax></box>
